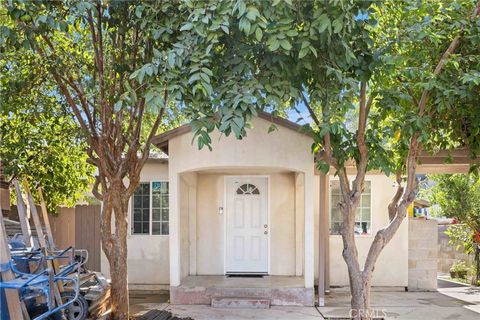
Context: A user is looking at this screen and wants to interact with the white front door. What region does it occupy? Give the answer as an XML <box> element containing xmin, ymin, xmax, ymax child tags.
<box><xmin>225</xmin><ymin>177</ymin><xmax>268</xmax><ymax>274</ymax></box>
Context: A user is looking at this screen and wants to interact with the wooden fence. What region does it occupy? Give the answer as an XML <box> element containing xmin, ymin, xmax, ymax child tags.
<box><xmin>75</xmin><ymin>205</ymin><xmax>101</xmax><ymax>271</ymax></box>
<box><xmin>48</xmin><ymin>205</ymin><xmax>102</xmax><ymax>271</ymax></box>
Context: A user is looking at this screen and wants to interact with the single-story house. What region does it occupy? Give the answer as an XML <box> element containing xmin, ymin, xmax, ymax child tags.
<box><xmin>98</xmin><ymin>112</ymin><xmax>472</xmax><ymax>307</ymax></box>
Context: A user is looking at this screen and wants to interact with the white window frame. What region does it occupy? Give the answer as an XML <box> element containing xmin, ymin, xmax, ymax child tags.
<box><xmin>130</xmin><ymin>180</ymin><xmax>169</xmax><ymax>236</ymax></box>
<box><xmin>329</xmin><ymin>179</ymin><xmax>372</xmax><ymax>237</ymax></box>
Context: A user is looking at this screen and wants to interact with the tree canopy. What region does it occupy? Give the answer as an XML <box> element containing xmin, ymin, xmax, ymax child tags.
<box><xmin>424</xmin><ymin>174</ymin><xmax>480</xmax><ymax>232</ymax></box>
<box><xmin>423</xmin><ymin>173</ymin><xmax>480</xmax><ymax>284</ymax></box>
<box><xmin>0</xmin><ymin>49</ymin><xmax>94</xmax><ymax>210</ymax></box>
<box><xmin>183</xmin><ymin>0</ymin><xmax>480</xmax><ymax>175</ymax></box>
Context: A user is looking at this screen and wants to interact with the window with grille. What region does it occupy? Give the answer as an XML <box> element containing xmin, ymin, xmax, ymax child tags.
<box><xmin>131</xmin><ymin>181</ymin><xmax>169</xmax><ymax>235</ymax></box>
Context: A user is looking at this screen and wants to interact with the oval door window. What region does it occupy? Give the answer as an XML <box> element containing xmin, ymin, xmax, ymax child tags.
<box><xmin>236</xmin><ymin>183</ymin><xmax>260</xmax><ymax>195</ymax></box>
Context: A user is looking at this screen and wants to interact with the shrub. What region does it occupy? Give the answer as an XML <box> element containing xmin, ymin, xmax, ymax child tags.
<box><xmin>450</xmin><ymin>260</ymin><xmax>468</xmax><ymax>279</ymax></box>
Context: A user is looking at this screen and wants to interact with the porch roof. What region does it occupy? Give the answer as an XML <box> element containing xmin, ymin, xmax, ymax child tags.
<box><xmin>318</xmin><ymin>148</ymin><xmax>478</xmax><ymax>173</ymax></box>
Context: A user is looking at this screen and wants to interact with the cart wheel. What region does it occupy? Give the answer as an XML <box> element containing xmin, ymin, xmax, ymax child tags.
<box><xmin>60</xmin><ymin>292</ymin><xmax>88</xmax><ymax>320</ymax></box>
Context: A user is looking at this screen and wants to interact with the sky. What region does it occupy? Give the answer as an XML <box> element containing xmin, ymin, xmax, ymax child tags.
<box><xmin>286</xmin><ymin>100</ymin><xmax>313</xmax><ymax>125</ymax></box>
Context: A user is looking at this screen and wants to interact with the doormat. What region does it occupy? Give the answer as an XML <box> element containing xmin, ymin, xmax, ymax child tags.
<box><xmin>226</xmin><ymin>274</ymin><xmax>265</xmax><ymax>278</ymax></box>
<box><xmin>324</xmin><ymin>318</ymin><xmax>385</xmax><ymax>320</ymax></box>
<box><xmin>138</xmin><ymin>309</ymin><xmax>193</xmax><ymax>320</ymax></box>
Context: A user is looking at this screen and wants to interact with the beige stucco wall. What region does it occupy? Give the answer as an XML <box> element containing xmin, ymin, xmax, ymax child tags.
<box><xmin>195</xmin><ymin>172</ymin><xmax>297</xmax><ymax>276</ymax></box>
<box><xmin>328</xmin><ymin>174</ymin><xmax>409</xmax><ymax>287</ymax></box>
<box><xmin>99</xmin><ymin>117</ymin><xmax>409</xmax><ymax>289</ymax></box>
<box><xmin>100</xmin><ymin>166</ymin><xmax>409</xmax><ymax>288</ymax></box>
<box><xmin>100</xmin><ymin>165</ymin><xmax>409</xmax><ymax>288</ymax></box>
<box><xmin>100</xmin><ymin>161</ymin><xmax>170</xmax><ymax>288</ymax></box>
<box><xmin>168</xmin><ymin>116</ymin><xmax>316</xmax><ymax>287</ymax></box>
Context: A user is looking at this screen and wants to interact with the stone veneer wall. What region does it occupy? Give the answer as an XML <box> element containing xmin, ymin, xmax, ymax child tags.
<box><xmin>408</xmin><ymin>219</ymin><xmax>438</xmax><ymax>291</ymax></box>
<box><xmin>437</xmin><ymin>224</ymin><xmax>470</xmax><ymax>273</ymax></box>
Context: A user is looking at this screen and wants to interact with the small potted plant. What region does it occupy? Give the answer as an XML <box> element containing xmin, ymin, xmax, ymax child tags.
<box><xmin>450</xmin><ymin>260</ymin><xmax>468</xmax><ymax>279</ymax></box>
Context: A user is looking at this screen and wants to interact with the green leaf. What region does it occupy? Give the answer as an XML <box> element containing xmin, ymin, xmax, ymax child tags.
<box><xmin>114</xmin><ymin>100</ymin><xmax>123</xmax><ymax>111</ymax></box>
<box><xmin>286</xmin><ymin>30</ymin><xmax>298</xmax><ymax>37</ymax></box>
<box><xmin>317</xmin><ymin>162</ymin><xmax>330</xmax><ymax>174</ymax></box>
<box><xmin>318</xmin><ymin>14</ymin><xmax>330</xmax><ymax>33</ymax></box>
<box><xmin>246</xmin><ymin>7</ymin><xmax>259</xmax><ymax>21</ymax></box>
<box><xmin>221</xmin><ymin>25</ymin><xmax>229</xmax><ymax>34</ymax></box>
<box><xmin>233</xmin><ymin>116</ymin><xmax>244</xmax><ymax>129</ymax></box>
<box><xmin>199</xmin><ymin>72</ymin><xmax>210</xmax><ymax>83</ymax></box>
<box><xmin>167</xmin><ymin>53</ymin><xmax>176</xmax><ymax>67</ymax></box>
<box><xmin>238</xmin><ymin>1</ymin><xmax>247</xmax><ymax>16</ymax></box>
<box><xmin>188</xmin><ymin>73</ymin><xmax>201</xmax><ymax>84</ymax></box>
<box><xmin>153</xmin><ymin>48</ymin><xmax>162</xmax><ymax>58</ymax></box>
<box><xmin>268</xmin><ymin>124</ymin><xmax>278</xmax><ymax>133</ymax></box>
<box><xmin>201</xmin><ymin>67</ymin><xmax>213</xmax><ymax>76</ymax></box>
<box><xmin>231</xmin><ymin>122</ymin><xmax>242</xmax><ymax>138</ymax></box>
<box><xmin>138</xmin><ymin>69</ymin><xmax>145</xmax><ymax>84</ymax></box>
<box><xmin>280</xmin><ymin>40</ymin><xmax>292</xmax><ymax>51</ymax></box>
<box><xmin>255</xmin><ymin>27</ymin><xmax>263</xmax><ymax>41</ymax></box>
<box><xmin>301</xmin><ymin>40</ymin><xmax>310</xmax><ymax>50</ymax></box>
<box><xmin>332</xmin><ymin>18</ymin><xmax>343</xmax><ymax>33</ymax></box>
<box><xmin>180</xmin><ymin>23</ymin><xmax>193</xmax><ymax>31</ymax></box>
<box><xmin>267</xmin><ymin>37</ymin><xmax>280</xmax><ymax>51</ymax></box>
<box><xmin>299</xmin><ymin>47</ymin><xmax>309</xmax><ymax>59</ymax></box>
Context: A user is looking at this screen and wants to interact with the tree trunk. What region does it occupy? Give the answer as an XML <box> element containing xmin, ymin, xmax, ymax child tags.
<box><xmin>101</xmin><ymin>181</ymin><xmax>131</xmax><ymax>320</ymax></box>
<box><xmin>109</xmin><ymin>231</ymin><xmax>129</xmax><ymax>320</ymax></box>
<box><xmin>340</xmin><ymin>187</ymin><xmax>411</xmax><ymax>319</ymax></box>
<box><xmin>341</xmin><ymin>205</ymin><xmax>370</xmax><ymax>320</ymax></box>
<box><xmin>350</xmin><ymin>276</ymin><xmax>371</xmax><ymax>320</ymax></box>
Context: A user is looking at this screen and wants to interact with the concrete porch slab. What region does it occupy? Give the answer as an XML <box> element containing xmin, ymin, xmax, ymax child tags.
<box><xmin>170</xmin><ymin>276</ymin><xmax>314</xmax><ymax>306</ymax></box>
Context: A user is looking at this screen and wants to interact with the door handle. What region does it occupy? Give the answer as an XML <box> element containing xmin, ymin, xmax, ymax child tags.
<box><xmin>264</xmin><ymin>224</ymin><xmax>268</xmax><ymax>228</ymax></box>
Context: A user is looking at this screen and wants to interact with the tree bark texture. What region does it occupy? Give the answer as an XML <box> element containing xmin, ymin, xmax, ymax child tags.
<box><xmin>101</xmin><ymin>180</ymin><xmax>131</xmax><ymax>320</ymax></box>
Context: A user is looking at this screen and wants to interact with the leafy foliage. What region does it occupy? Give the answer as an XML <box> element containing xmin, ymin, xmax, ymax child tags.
<box><xmin>179</xmin><ymin>0</ymin><xmax>480</xmax><ymax>177</ymax></box>
<box><xmin>0</xmin><ymin>1</ymin><xmax>237</xmax><ymax>317</ymax></box>
<box><xmin>0</xmin><ymin>49</ymin><xmax>94</xmax><ymax>211</ymax></box>
<box><xmin>424</xmin><ymin>173</ymin><xmax>480</xmax><ymax>284</ymax></box>
<box><xmin>424</xmin><ymin>174</ymin><xmax>480</xmax><ymax>257</ymax></box>
<box><xmin>424</xmin><ymin>174</ymin><xmax>480</xmax><ymax>231</ymax></box>
<box><xmin>445</xmin><ymin>224</ymin><xmax>476</xmax><ymax>255</ymax></box>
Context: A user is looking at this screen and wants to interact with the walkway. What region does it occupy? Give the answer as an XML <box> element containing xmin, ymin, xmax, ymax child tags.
<box><xmin>131</xmin><ymin>279</ymin><xmax>480</xmax><ymax>320</ymax></box>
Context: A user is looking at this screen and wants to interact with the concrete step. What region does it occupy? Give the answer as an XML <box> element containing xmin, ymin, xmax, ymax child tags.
<box><xmin>211</xmin><ymin>297</ymin><xmax>270</xmax><ymax>309</ymax></box>
<box><xmin>171</xmin><ymin>285</ymin><xmax>315</xmax><ymax>306</ymax></box>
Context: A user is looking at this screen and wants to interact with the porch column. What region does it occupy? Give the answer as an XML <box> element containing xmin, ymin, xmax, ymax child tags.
<box><xmin>295</xmin><ymin>173</ymin><xmax>304</xmax><ymax>276</ymax></box>
<box><xmin>304</xmin><ymin>171</ymin><xmax>315</xmax><ymax>288</ymax></box>
<box><xmin>169</xmin><ymin>173</ymin><xmax>181</xmax><ymax>287</ymax></box>
<box><xmin>318</xmin><ymin>172</ymin><xmax>329</xmax><ymax>306</ymax></box>
<box><xmin>181</xmin><ymin>172</ymin><xmax>198</xmax><ymax>276</ymax></box>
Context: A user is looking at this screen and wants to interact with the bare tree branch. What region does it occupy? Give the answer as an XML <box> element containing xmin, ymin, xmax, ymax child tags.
<box><xmin>352</xmin><ymin>81</ymin><xmax>369</xmax><ymax>198</ymax></box>
<box><xmin>301</xmin><ymin>92</ymin><xmax>320</xmax><ymax>126</ymax></box>
<box><xmin>387</xmin><ymin>171</ymin><xmax>404</xmax><ymax>221</ymax></box>
<box><xmin>92</xmin><ymin>175</ymin><xmax>104</xmax><ymax>201</ymax></box>
<box><xmin>126</xmin><ymin>92</ymin><xmax>168</xmax><ymax>195</ymax></box>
